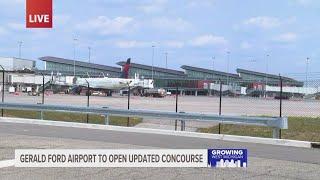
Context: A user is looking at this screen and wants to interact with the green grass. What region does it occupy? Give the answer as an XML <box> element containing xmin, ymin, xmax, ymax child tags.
<box><xmin>197</xmin><ymin>116</ymin><xmax>320</xmax><ymax>142</ymax></box>
<box><xmin>3</xmin><ymin>109</ymin><xmax>142</xmax><ymax>127</ymax></box>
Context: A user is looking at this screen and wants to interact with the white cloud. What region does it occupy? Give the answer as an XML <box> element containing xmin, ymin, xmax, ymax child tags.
<box><xmin>138</xmin><ymin>0</ymin><xmax>168</xmax><ymax>13</ymax></box>
<box><xmin>151</xmin><ymin>17</ymin><xmax>191</xmax><ymax>32</ymax></box>
<box><xmin>76</xmin><ymin>16</ymin><xmax>137</xmax><ymax>35</ymax></box>
<box><xmin>186</xmin><ymin>0</ymin><xmax>215</xmax><ymax>8</ymax></box>
<box><xmin>163</xmin><ymin>40</ymin><xmax>184</xmax><ymax>48</ymax></box>
<box><xmin>7</xmin><ymin>23</ymin><xmax>24</xmax><ymax>31</ymax></box>
<box><xmin>273</xmin><ymin>32</ymin><xmax>297</xmax><ymax>42</ymax></box>
<box><xmin>0</xmin><ymin>27</ymin><xmax>7</xmax><ymax>36</ymax></box>
<box><xmin>54</xmin><ymin>14</ymin><xmax>71</xmax><ymax>26</ymax></box>
<box><xmin>293</xmin><ymin>0</ymin><xmax>313</xmax><ymax>6</ymax></box>
<box><xmin>240</xmin><ymin>41</ymin><xmax>252</xmax><ymax>49</ymax></box>
<box><xmin>190</xmin><ymin>34</ymin><xmax>228</xmax><ymax>46</ymax></box>
<box><xmin>115</xmin><ymin>40</ymin><xmax>151</xmax><ymax>48</ymax></box>
<box><xmin>0</xmin><ymin>0</ymin><xmax>24</xmax><ymax>5</ymax></box>
<box><xmin>244</xmin><ymin>16</ymin><xmax>281</xmax><ymax>29</ymax></box>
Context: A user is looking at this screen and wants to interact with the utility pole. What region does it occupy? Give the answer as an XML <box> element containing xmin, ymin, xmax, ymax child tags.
<box><xmin>151</xmin><ymin>45</ymin><xmax>155</xmax><ymax>79</ymax></box>
<box><xmin>73</xmin><ymin>38</ymin><xmax>78</xmax><ymax>76</ymax></box>
<box><xmin>18</xmin><ymin>41</ymin><xmax>23</xmax><ymax>58</ymax></box>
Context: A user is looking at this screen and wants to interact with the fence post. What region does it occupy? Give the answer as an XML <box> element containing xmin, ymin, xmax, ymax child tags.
<box><xmin>0</xmin><ymin>65</ymin><xmax>5</xmax><ymax>117</ymax></box>
<box><xmin>279</xmin><ymin>74</ymin><xmax>283</xmax><ymax>139</ymax></box>
<box><xmin>40</xmin><ymin>73</ymin><xmax>45</xmax><ymax>104</ymax></box>
<box><xmin>40</xmin><ymin>111</ymin><xmax>44</xmax><ymax>120</ymax></box>
<box><xmin>272</xmin><ymin>128</ymin><xmax>280</xmax><ymax>138</ymax></box>
<box><xmin>175</xmin><ymin>86</ymin><xmax>178</xmax><ymax>131</ymax></box>
<box><xmin>218</xmin><ymin>79</ymin><xmax>222</xmax><ymax>134</ymax></box>
<box><xmin>105</xmin><ymin>114</ymin><xmax>109</xmax><ymax>125</ymax></box>
<box><xmin>127</xmin><ymin>86</ymin><xmax>130</xmax><ymax>127</ymax></box>
<box><xmin>85</xmin><ymin>79</ymin><xmax>90</xmax><ymax>123</ymax></box>
<box><xmin>179</xmin><ymin>112</ymin><xmax>185</xmax><ymax>131</ymax></box>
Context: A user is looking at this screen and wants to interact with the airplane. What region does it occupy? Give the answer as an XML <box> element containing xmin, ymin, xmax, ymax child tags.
<box><xmin>72</xmin><ymin>58</ymin><xmax>147</xmax><ymax>96</ymax></box>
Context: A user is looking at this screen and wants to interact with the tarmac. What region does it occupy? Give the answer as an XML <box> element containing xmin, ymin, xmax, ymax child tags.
<box><xmin>4</xmin><ymin>93</ymin><xmax>320</xmax><ymax>117</ymax></box>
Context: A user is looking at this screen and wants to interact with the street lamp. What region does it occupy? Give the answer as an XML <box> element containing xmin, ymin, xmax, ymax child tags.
<box><xmin>306</xmin><ymin>57</ymin><xmax>310</xmax><ymax>88</ymax></box>
<box><xmin>151</xmin><ymin>45</ymin><xmax>155</xmax><ymax>79</ymax></box>
<box><xmin>18</xmin><ymin>41</ymin><xmax>23</xmax><ymax>58</ymax></box>
<box><xmin>0</xmin><ymin>65</ymin><xmax>4</xmax><ymax>117</ymax></box>
<box><xmin>73</xmin><ymin>38</ymin><xmax>78</xmax><ymax>76</ymax></box>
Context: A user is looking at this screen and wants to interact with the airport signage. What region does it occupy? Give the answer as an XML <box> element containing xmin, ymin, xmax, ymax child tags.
<box><xmin>26</xmin><ymin>0</ymin><xmax>53</xmax><ymax>28</ymax></box>
<box><xmin>15</xmin><ymin>149</ymin><xmax>248</xmax><ymax>167</ymax></box>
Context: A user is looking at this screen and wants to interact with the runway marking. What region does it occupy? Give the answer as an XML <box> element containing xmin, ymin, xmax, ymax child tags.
<box><xmin>0</xmin><ymin>159</ymin><xmax>15</xmax><ymax>168</ymax></box>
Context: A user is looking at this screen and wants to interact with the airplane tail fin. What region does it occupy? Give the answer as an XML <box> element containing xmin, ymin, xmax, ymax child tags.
<box><xmin>120</xmin><ymin>58</ymin><xmax>131</xmax><ymax>79</ymax></box>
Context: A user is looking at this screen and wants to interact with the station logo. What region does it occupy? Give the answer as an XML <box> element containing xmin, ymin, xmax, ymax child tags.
<box><xmin>26</xmin><ymin>0</ymin><xmax>53</xmax><ymax>28</ymax></box>
<box><xmin>208</xmin><ymin>149</ymin><xmax>247</xmax><ymax>168</ymax></box>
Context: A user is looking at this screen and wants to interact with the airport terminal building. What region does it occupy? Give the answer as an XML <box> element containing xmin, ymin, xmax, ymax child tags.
<box><xmin>39</xmin><ymin>56</ymin><xmax>121</xmax><ymax>77</ymax></box>
<box><xmin>0</xmin><ymin>55</ymin><xmax>306</xmax><ymax>96</ymax></box>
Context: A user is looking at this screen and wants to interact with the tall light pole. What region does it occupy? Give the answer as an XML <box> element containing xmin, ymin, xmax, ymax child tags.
<box><xmin>18</xmin><ymin>41</ymin><xmax>23</xmax><ymax>58</ymax></box>
<box><xmin>88</xmin><ymin>46</ymin><xmax>91</xmax><ymax>63</ymax></box>
<box><xmin>165</xmin><ymin>52</ymin><xmax>168</xmax><ymax>69</ymax></box>
<box><xmin>306</xmin><ymin>57</ymin><xmax>310</xmax><ymax>88</ymax></box>
<box><xmin>73</xmin><ymin>38</ymin><xmax>78</xmax><ymax>76</ymax></box>
<box><xmin>212</xmin><ymin>56</ymin><xmax>215</xmax><ymax>71</ymax></box>
<box><xmin>226</xmin><ymin>51</ymin><xmax>230</xmax><ymax>85</ymax></box>
<box><xmin>151</xmin><ymin>45</ymin><xmax>155</xmax><ymax>79</ymax></box>
<box><xmin>265</xmin><ymin>54</ymin><xmax>270</xmax><ymax>98</ymax></box>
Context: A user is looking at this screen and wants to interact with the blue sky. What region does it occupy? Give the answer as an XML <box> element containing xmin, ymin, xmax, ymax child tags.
<box><xmin>0</xmin><ymin>0</ymin><xmax>319</xmax><ymax>79</ymax></box>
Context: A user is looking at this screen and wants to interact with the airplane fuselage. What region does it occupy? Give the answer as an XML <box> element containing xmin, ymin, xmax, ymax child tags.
<box><xmin>76</xmin><ymin>77</ymin><xmax>135</xmax><ymax>90</ymax></box>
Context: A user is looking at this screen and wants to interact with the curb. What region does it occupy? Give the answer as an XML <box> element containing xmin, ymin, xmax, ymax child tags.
<box><xmin>0</xmin><ymin>117</ymin><xmax>319</xmax><ymax>149</ymax></box>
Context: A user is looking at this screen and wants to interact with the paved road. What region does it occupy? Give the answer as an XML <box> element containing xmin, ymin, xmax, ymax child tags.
<box><xmin>0</xmin><ymin>121</ymin><xmax>320</xmax><ymax>180</ymax></box>
<box><xmin>0</xmin><ymin>122</ymin><xmax>319</xmax><ymax>164</ymax></box>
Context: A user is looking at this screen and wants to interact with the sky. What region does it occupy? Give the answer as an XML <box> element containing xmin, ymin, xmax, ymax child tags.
<box><xmin>0</xmin><ymin>0</ymin><xmax>320</xmax><ymax>80</ymax></box>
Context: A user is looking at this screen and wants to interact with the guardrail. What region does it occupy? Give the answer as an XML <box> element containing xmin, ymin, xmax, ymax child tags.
<box><xmin>0</xmin><ymin>102</ymin><xmax>288</xmax><ymax>138</ymax></box>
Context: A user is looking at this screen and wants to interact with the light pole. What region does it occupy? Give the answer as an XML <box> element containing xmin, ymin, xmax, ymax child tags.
<box><xmin>212</xmin><ymin>56</ymin><xmax>215</xmax><ymax>71</ymax></box>
<box><xmin>88</xmin><ymin>46</ymin><xmax>91</xmax><ymax>63</ymax></box>
<box><xmin>18</xmin><ymin>41</ymin><xmax>23</xmax><ymax>58</ymax></box>
<box><xmin>73</xmin><ymin>38</ymin><xmax>78</xmax><ymax>76</ymax></box>
<box><xmin>165</xmin><ymin>52</ymin><xmax>168</xmax><ymax>69</ymax></box>
<box><xmin>151</xmin><ymin>45</ymin><xmax>155</xmax><ymax>79</ymax></box>
<box><xmin>306</xmin><ymin>57</ymin><xmax>310</xmax><ymax>88</ymax></box>
<box><xmin>226</xmin><ymin>51</ymin><xmax>230</xmax><ymax>85</ymax></box>
<box><xmin>265</xmin><ymin>54</ymin><xmax>270</xmax><ymax>98</ymax></box>
<box><xmin>0</xmin><ymin>65</ymin><xmax>4</xmax><ymax>117</ymax></box>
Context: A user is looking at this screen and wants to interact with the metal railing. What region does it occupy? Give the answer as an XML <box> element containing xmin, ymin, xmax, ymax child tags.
<box><xmin>0</xmin><ymin>102</ymin><xmax>288</xmax><ymax>138</ymax></box>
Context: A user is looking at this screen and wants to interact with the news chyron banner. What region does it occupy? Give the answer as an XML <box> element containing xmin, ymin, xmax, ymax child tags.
<box><xmin>15</xmin><ymin>149</ymin><xmax>247</xmax><ymax>168</ymax></box>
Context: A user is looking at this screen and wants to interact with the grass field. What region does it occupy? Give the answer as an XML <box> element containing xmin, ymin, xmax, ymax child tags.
<box><xmin>3</xmin><ymin>109</ymin><xmax>142</xmax><ymax>127</ymax></box>
<box><xmin>198</xmin><ymin>116</ymin><xmax>320</xmax><ymax>142</ymax></box>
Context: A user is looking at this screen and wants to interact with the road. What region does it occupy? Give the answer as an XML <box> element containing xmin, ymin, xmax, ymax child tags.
<box><xmin>0</xmin><ymin>121</ymin><xmax>319</xmax><ymax>179</ymax></box>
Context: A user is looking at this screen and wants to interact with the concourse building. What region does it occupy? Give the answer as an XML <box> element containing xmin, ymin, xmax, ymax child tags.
<box><xmin>39</xmin><ymin>56</ymin><xmax>121</xmax><ymax>77</ymax></box>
